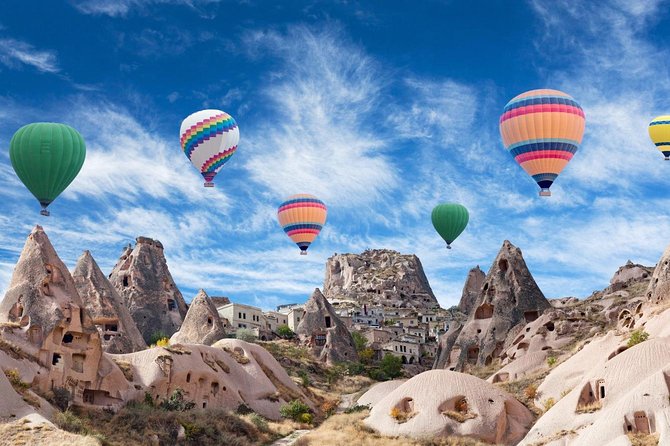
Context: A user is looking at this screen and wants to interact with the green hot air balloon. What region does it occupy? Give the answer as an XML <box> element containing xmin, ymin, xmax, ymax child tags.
<box><xmin>9</xmin><ymin>123</ymin><xmax>86</xmax><ymax>216</ymax></box>
<box><xmin>431</xmin><ymin>203</ymin><xmax>469</xmax><ymax>249</ymax></box>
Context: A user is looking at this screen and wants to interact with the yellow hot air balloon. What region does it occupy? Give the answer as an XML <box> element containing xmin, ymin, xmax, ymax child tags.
<box><xmin>277</xmin><ymin>194</ymin><xmax>327</xmax><ymax>255</ymax></box>
<box><xmin>649</xmin><ymin>115</ymin><xmax>670</xmax><ymax>160</ymax></box>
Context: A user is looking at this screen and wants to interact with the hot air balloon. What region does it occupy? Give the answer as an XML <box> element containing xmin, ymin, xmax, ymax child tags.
<box><xmin>648</xmin><ymin>115</ymin><xmax>670</xmax><ymax>160</ymax></box>
<box><xmin>180</xmin><ymin>109</ymin><xmax>239</xmax><ymax>187</ymax></box>
<box><xmin>277</xmin><ymin>194</ymin><xmax>327</xmax><ymax>255</ymax></box>
<box><xmin>499</xmin><ymin>89</ymin><xmax>585</xmax><ymax>196</ymax></box>
<box><xmin>431</xmin><ymin>203</ymin><xmax>469</xmax><ymax>249</ymax></box>
<box><xmin>9</xmin><ymin>123</ymin><xmax>86</xmax><ymax>216</ymax></box>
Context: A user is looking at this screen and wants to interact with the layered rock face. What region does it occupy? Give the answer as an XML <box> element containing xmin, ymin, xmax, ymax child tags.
<box><xmin>435</xmin><ymin>240</ymin><xmax>551</xmax><ymax>371</ymax></box>
<box><xmin>646</xmin><ymin>242</ymin><xmax>670</xmax><ymax>305</ymax></box>
<box><xmin>323</xmin><ymin>249</ymin><xmax>438</xmax><ymax>309</ymax></box>
<box><xmin>170</xmin><ymin>290</ymin><xmax>228</xmax><ymax>345</ymax></box>
<box><xmin>108</xmin><ymin>237</ymin><xmax>187</xmax><ymax>344</ymax></box>
<box><xmin>296</xmin><ymin>288</ymin><xmax>359</xmax><ymax>364</ymax></box>
<box><xmin>0</xmin><ymin>226</ymin><xmax>132</xmax><ymax>407</ymax></box>
<box><xmin>72</xmin><ymin>251</ymin><xmax>146</xmax><ymax>354</ymax></box>
<box><xmin>458</xmin><ymin>266</ymin><xmax>485</xmax><ymax>315</ymax></box>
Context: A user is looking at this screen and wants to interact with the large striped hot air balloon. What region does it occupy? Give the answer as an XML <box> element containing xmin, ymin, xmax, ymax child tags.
<box><xmin>499</xmin><ymin>89</ymin><xmax>585</xmax><ymax>197</ymax></box>
<box><xmin>10</xmin><ymin>123</ymin><xmax>86</xmax><ymax>216</ymax></box>
<box><xmin>648</xmin><ymin>115</ymin><xmax>670</xmax><ymax>160</ymax></box>
<box><xmin>277</xmin><ymin>194</ymin><xmax>327</xmax><ymax>255</ymax></box>
<box><xmin>180</xmin><ymin>109</ymin><xmax>239</xmax><ymax>187</ymax></box>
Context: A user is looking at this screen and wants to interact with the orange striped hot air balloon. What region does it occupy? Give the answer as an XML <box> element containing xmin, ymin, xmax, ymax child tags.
<box><xmin>499</xmin><ymin>89</ymin><xmax>585</xmax><ymax>196</ymax></box>
<box><xmin>277</xmin><ymin>194</ymin><xmax>327</xmax><ymax>255</ymax></box>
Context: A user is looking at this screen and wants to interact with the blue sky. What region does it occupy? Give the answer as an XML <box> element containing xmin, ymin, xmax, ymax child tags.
<box><xmin>1</xmin><ymin>0</ymin><xmax>670</xmax><ymax>310</ymax></box>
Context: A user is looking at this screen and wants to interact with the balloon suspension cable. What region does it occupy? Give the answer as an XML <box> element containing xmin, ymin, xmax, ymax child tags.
<box><xmin>539</xmin><ymin>188</ymin><xmax>551</xmax><ymax>197</ymax></box>
<box><xmin>300</xmin><ymin>251</ymin><xmax>308</xmax><ymax>256</ymax></box>
<box><xmin>204</xmin><ymin>181</ymin><xmax>215</xmax><ymax>188</ymax></box>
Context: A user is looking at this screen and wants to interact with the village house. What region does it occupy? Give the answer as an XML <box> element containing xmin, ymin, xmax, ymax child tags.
<box><xmin>217</xmin><ymin>302</ymin><xmax>264</xmax><ymax>332</ymax></box>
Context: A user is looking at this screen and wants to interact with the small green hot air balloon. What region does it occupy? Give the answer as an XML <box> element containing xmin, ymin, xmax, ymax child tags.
<box><xmin>431</xmin><ymin>203</ymin><xmax>469</xmax><ymax>249</ymax></box>
<box><xmin>9</xmin><ymin>123</ymin><xmax>86</xmax><ymax>216</ymax></box>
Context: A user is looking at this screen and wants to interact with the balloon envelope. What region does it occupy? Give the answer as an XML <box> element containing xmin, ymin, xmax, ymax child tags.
<box><xmin>277</xmin><ymin>194</ymin><xmax>327</xmax><ymax>254</ymax></box>
<box><xmin>9</xmin><ymin>122</ymin><xmax>86</xmax><ymax>216</ymax></box>
<box><xmin>431</xmin><ymin>203</ymin><xmax>469</xmax><ymax>249</ymax></box>
<box><xmin>499</xmin><ymin>89</ymin><xmax>585</xmax><ymax>196</ymax></box>
<box><xmin>180</xmin><ymin>109</ymin><xmax>239</xmax><ymax>187</ymax></box>
<box><xmin>648</xmin><ymin>115</ymin><xmax>670</xmax><ymax>160</ymax></box>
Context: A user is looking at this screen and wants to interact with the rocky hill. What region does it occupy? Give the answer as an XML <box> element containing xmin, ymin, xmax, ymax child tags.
<box><xmin>323</xmin><ymin>249</ymin><xmax>439</xmax><ymax>309</ymax></box>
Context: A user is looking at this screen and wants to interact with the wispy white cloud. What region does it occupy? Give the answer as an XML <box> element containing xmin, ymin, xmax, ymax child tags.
<box><xmin>70</xmin><ymin>0</ymin><xmax>223</xmax><ymax>17</ymax></box>
<box><xmin>0</xmin><ymin>38</ymin><xmax>60</xmax><ymax>73</ymax></box>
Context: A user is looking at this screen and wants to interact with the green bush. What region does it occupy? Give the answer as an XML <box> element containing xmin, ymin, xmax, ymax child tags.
<box><xmin>149</xmin><ymin>331</ymin><xmax>168</xmax><ymax>345</ymax></box>
<box><xmin>279</xmin><ymin>400</ymin><xmax>312</xmax><ymax>422</ymax></box>
<box><xmin>52</xmin><ymin>386</ymin><xmax>72</xmax><ymax>411</ymax></box>
<box><xmin>627</xmin><ymin>329</ymin><xmax>650</xmax><ymax>348</ymax></box>
<box><xmin>344</xmin><ymin>404</ymin><xmax>370</xmax><ymax>414</ymax></box>
<box><xmin>249</xmin><ymin>413</ymin><xmax>269</xmax><ymax>431</ymax></box>
<box><xmin>547</xmin><ymin>356</ymin><xmax>557</xmax><ymax>367</ymax></box>
<box><xmin>299</xmin><ymin>413</ymin><xmax>313</xmax><ymax>424</ymax></box>
<box><xmin>236</xmin><ymin>328</ymin><xmax>257</xmax><ymax>343</ymax></box>
<box><xmin>351</xmin><ymin>331</ymin><xmax>368</xmax><ymax>352</ymax></box>
<box><xmin>158</xmin><ymin>388</ymin><xmax>195</xmax><ymax>412</ymax></box>
<box><xmin>345</xmin><ymin>361</ymin><xmax>365</xmax><ymax>375</ymax></box>
<box><xmin>298</xmin><ymin>370</ymin><xmax>311</xmax><ymax>387</ymax></box>
<box><xmin>380</xmin><ymin>354</ymin><xmax>403</xmax><ymax>379</ymax></box>
<box><xmin>276</xmin><ymin>325</ymin><xmax>295</xmax><ymax>339</ymax></box>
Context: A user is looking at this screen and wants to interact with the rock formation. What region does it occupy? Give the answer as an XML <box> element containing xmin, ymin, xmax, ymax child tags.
<box><xmin>295</xmin><ymin>288</ymin><xmax>359</xmax><ymax>364</ymax></box>
<box><xmin>0</xmin><ymin>226</ymin><xmax>133</xmax><ymax>407</ymax></box>
<box><xmin>116</xmin><ymin>339</ymin><xmax>314</xmax><ymax>420</ymax></box>
<box><xmin>434</xmin><ymin>240</ymin><xmax>551</xmax><ymax>371</ymax></box>
<box><xmin>646</xmin><ymin>242</ymin><xmax>670</xmax><ymax>305</ymax></box>
<box><xmin>323</xmin><ymin>249</ymin><xmax>439</xmax><ymax>309</ymax></box>
<box><xmin>458</xmin><ymin>265</ymin><xmax>485</xmax><ymax>315</ymax></box>
<box><xmin>365</xmin><ymin>370</ymin><xmax>534</xmax><ymax>445</ymax></box>
<box><xmin>609</xmin><ymin>260</ymin><xmax>652</xmax><ymax>292</ymax></box>
<box><xmin>108</xmin><ymin>237</ymin><xmax>188</xmax><ymax>344</ymax></box>
<box><xmin>72</xmin><ymin>251</ymin><xmax>146</xmax><ymax>354</ymax></box>
<box><xmin>170</xmin><ymin>290</ymin><xmax>228</xmax><ymax>345</ymax></box>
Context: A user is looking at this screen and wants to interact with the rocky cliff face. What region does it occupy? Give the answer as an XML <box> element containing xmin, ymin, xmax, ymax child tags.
<box><xmin>170</xmin><ymin>289</ymin><xmax>228</xmax><ymax>345</ymax></box>
<box><xmin>434</xmin><ymin>240</ymin><xmax>551</xmax><ymax>371</ymax></box>
<box><xmin>458</xmin><ymin>266</ymin><xmax>485</xmax><ymax>315</ymax></box>
<box><xmin>323</xmin><ymin>249</ymin><xmax>439</xmax><ymax>309</ymax></box>
<box><xmin>0</xmin><ymin>226</ymin><xmax>132</xmax><ymax>407</ymax></box>
<box><xmin>108</xmin><ymin>237</ymin><xmax>188</xmax><ymax>344</ymax></box>
<box><xmin>296</xmin><ymin>288</ymin><xmax>359</xmax><ymax>364</ymax></box>
<box><xmin>72</xmin><ymin>251</ymin><xmax>147</xmax><ymax>354</ymax></box>
<box><xmin>646</xmin><ymin>243</ymin><xmax>670</xmax><ymax>305</ymax></box>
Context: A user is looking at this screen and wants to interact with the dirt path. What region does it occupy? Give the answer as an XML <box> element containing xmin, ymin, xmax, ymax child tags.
<box><xmin>270</xmin><ymin>429</ymin><xmax>311</xmax><ymax>446</ymax></box>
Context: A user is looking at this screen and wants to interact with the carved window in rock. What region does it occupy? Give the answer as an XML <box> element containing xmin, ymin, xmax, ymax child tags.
<box><xmin>474</xmin><ymin>304</ymin><xmax>494</xmax><ymax>320</ymax></box>
<box><xmin>104</xmin><ymin>323</ymin><xmax>118</xmax><ymax>332</ymax></box>
<box><xmin>122</xmin><ymin>276</ymin><xmax>129</xmax><ymax>287</ymax></box>
<box><xmin>167</xmin><ymin>299</ymin><xmax>177</xmax><ymax>311</ymax></box>
<box><xmin>52</xmin><ymin>353</ymin><xmax>62</xmax><ymax>366</ymax></box>
<box><xmin>72</xmin><ymin>353</ymin><xmax>86</xmax><ymax>373</ymax></box>
<box><xmin>315</xmin><ymin>334</ymin><xmax>327</xmax><ymax>347</ymax></box>
<box><xmin>325</xmin><ymin>316</ymin><xmax>332</xmax><ymax>328</ymax></box>
<box><xmin>524</xmin><ymin>311</ymin><xmax>539</xmax><ymax>323</ymax></box>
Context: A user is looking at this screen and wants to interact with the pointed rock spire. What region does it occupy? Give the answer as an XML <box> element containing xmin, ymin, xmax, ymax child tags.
<box><xmin>108</xmin><ymin>236</ymin><xmax>188</xmax><ymax>344</ymax></box>
<box><xmin>296</xmin><ymin>288</ymin><xmax>358</xmax><ymax>364</ymax></box>
<box><xmin>170</xmin><ymin>289</ymin><xmax>228</xmax><ymax>345</ymax></box>
<box><xmin>458</xmin><ymin>265</ymin><xmax>485</xmax><ymax>315</ymax></box>
<box><xmin>72</xmin><ymin>250</ymin><xmax>147</xmax><ymax>353</ymax></box>
<box><xmin>646</xmin><ymin>242</ymin><xmax>670</xmax><ymax>305</ymax></box>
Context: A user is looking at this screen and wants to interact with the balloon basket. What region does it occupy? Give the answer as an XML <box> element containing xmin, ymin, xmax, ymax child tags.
<box><xmin>300</xmin><ymin>251</ymin><xmax>307</xmax><ymax>256</ymax></box>
<box><xmin>40</xmin><ymin>209</ymin><xmax>50</xmax><ymax>217</ymax></box>
<box><xmin>446</xmin><ymin>244</ymin><xmax>452</xmax><ymax>250</ymax></box>
<box><xmin>665</xmin><ymin>157</ymin><xmax>669</xmax><ymax>161</ymax></box>
<box><xmin>539</xmin><ymin>189</ymin><xmax>551</xmax><ymax>197</ymax></box>
<box><xmin>204</xmin><ymin>182</ymin><xmax>214</xmax><ymax>188</ymax></box>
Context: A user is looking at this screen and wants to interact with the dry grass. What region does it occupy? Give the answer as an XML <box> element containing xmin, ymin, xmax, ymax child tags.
<box><xmin>164</xmin><ymin>344</ymin><xmax>191</xmax><ymax>355</ymax></box>
<box><xmin>223</xmin><ymin>346</ymin><xmax>250</xmax><ymax>364</ymax></box>
<box><xmin>627</xmin><ymin>432</ymin><xmax>660</xmax><ymax>446</ymax></box>
<box><xmin>389</xmin><ymin>407</ymin><xmax>415</xmax><ymax>423</ymax></box>
<box><xmin>295</xmin><ymin>411</ymin><xmax>489</xmax><ymax>446</ymax></box>
<box><xmin>0</xmin><ymin>321</ymin><xmax>22</xmax><ymax>329</ymax></box>
<box><xmin>575</xmin><ymin>401</ymin><xmax>602</xmax><ymax>414</ymax></box>
<box><xmin>0</xmin><ymin>420</ymin><xmax>101</xmax><ymax>446</ymax></box>
<box><xmin>215</xmin><ymin>359</ymin><xmax>230</xmax><ymax>373</ymax></box>
<box><xmin>523</xmin><ymin>384</ymin><xmax>538</xmax><ymax>400</ymax></box>
<box><xmin>0</xmin><ymin>338</ymin><xmax>36</xmax><ymax>362</ymax></box>
<box><xmin>112</xmin><ymin>359</ymin><xmax>133</xmax><ymax>381</ymax></box>
<box><xmin>442</xmin><ymin>410</ymin><xmax>477</xmax><ymax>423</ymax></box>
<box><xmin>527</xmin><ymin>429</ymin><xmax>577</xmax><ymax>446</ymax></box>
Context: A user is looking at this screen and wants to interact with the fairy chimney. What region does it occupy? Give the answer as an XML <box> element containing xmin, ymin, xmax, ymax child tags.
<box><xmin>109</xmin><ymin>236</ymin><xmax>188</xmax><ymax>344</ymax></box>
<box><xmin>646</xmin><ymin>243</ymin><xmax>670</xmax><ymax>305</ymax></box>
<box><xmin>170</xmin><ymin>290</ymin><xmax>228</xmax><ymax>345</ymax></box>
<box><xmin>458</xmin><ymin>266</ymin><xmax>485</xmax><ymax>315</ymax></box>
<box><xmin>72</xmin><ymin>250</ymin><xmax>147</xmax><ymax>353</ymax></box>
<box><xmin>437</xmin><ymin>240</ymin><xmax>551</xmax><ymax>371</ymax></box>
<box><xmin>296</xmin><ymin>288</ymin><xmax>358</xmax><ymax>364</ymax></box>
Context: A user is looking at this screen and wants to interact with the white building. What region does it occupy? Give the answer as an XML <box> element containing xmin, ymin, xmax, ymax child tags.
<box><xmin>217</xmin><ymin>303</ymin><xmax>264</xmax><ymax>332</ymax></box>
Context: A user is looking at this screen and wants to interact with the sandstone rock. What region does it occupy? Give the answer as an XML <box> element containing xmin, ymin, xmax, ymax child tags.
<box><xmin>365</xmin><ymin>370</ymin><xmax>534</xmax><ymax>445</ymax></box>
<box><xmin>295</xmin><ymin>288</ymin><xmax>358</xmax><ymax>364</ymax></box>
<box><xmin>170</xmin><ymin>290</ymin><xmax>228</xmax><ymax>345</ymax></box>
<box><xmin>434</xmin><ymin>240</ymin><xmax>551</xmax><ymax>370</ymax></box>
<box><xmin>0</xmin><ymin>226</ymin><xmax>133</xmax><ymax>408</ymax></box>
<box><xmin>458</xmin><ymin>265</ymin><xmax>485</xmax><ymax>315</ymax></box>
<box><xmin>108</xmin><ymin>237</ymin><xmax>187</xmax><ymax>344</ymax></box>
<box><xmin>72</xmin><ymin>251</ymin><xmax>146</xmax><ymax>354</ymax></box>
<box><xmin>610</xmin><ymin>260</ymin><xmax>652</xmax><ymax>287</ymax></box>
<box><xmin>646</xmin><ymin>242</ymin><xmax>670</xmax><ymax>305</ymax></box>
<box><xmin>323</xmin><ymin>250</ymin><xmax>438</xmax><ymax>309</ymax></box>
